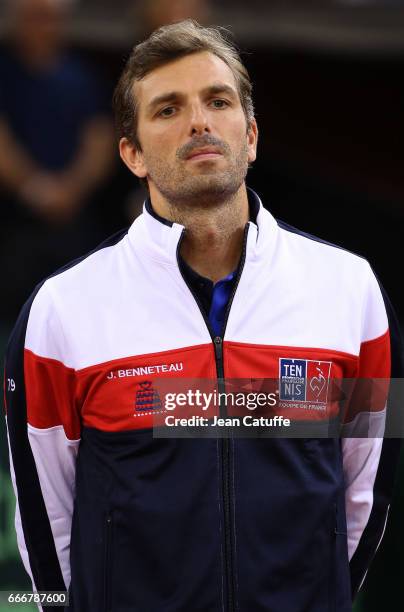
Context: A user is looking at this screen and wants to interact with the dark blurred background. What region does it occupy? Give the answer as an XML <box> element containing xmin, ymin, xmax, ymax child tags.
<box><xmin>0</xmin><ymin>0</ymin><xmax>403</xmax><ymax>610</ymax></box>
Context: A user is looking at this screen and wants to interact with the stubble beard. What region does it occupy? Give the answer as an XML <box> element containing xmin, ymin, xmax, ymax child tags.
<box><xmin>144</xmin><ymin>139</ymin><xmax>249</xmax><ymax>214</ymax></box>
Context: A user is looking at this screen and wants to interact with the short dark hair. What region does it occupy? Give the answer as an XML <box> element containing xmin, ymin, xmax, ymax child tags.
<box><xmin>112</xmin><ymin>19</ymin><xmax>255</xmax><ymax>150</ymax></box>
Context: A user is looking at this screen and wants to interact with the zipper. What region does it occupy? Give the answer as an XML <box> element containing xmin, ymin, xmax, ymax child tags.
<box><xmin>104</xmin><ymin>512</ymin><xmax>113</xmax><ymax>612</ymax></box>
<box><xmin>176</xmin><ymin>223</ymin><xmax>250</xmax><ymax>612</ymax></box>
<box><xmin>214</xmin><ymin>336</ymin><xmax>226</xmax><ymax>417</ymax></box>
<box><xmin>214</xmin><ymin>335</ymin><xmax>235</xmax><ymax>612</ymax></box>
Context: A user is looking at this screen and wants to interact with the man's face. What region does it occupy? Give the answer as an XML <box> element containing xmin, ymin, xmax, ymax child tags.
<box><xmin>121</xmin><ymin>51</ymin><xmax>258</xmax><ymax>208</ymax></box>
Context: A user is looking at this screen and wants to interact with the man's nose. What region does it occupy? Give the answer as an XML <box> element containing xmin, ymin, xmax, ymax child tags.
<box><xmin>189</xmin><ymin>104</ymin><xmax>210</xmax><ymax>136</ymax></box>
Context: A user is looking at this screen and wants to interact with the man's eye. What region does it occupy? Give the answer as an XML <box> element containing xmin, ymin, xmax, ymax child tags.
<box><xmin>158</xmin><ymin>107</ymin><xmax>176</xmax><ymax>117</ymax></box>
<box><xmin>211</xmin><ymin>99</ymin><xmax>228</xmax><ymax>109</ymax></box>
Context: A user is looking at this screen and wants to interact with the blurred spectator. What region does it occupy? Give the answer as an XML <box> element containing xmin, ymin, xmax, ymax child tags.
<box><xmin>139</xmin><ymin>0</ymin><xmax>211</xmax><ymax>34</ymax></box>
<box><xmin>0</xmin><ymin>0</ymin><xmax>115</xmax><ymax>322</ymax></box>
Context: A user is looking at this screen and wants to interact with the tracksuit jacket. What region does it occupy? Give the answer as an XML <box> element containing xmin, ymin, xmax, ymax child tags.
<box><xmin>4</xmin><ymin>189</ymin><xmax>402</xmax><ymax>612</ymax></box>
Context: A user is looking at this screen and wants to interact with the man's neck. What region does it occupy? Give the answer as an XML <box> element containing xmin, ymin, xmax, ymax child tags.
<box><xmin>149</xmin><ymin>184</ymin><xmax>249</xmax><ymax>283</ymax></box>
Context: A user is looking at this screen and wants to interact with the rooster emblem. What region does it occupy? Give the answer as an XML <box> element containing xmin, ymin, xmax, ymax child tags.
<box><xmin>309</xmin><ymin>367</ymin><xmax>326</xmax><ymax>397</ymax></box>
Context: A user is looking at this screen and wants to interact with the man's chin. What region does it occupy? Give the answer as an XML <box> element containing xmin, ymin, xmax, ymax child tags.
<box><xmin>178</xmin><ymin>173</ymin><xmax>244</xmax><ymax>199</ymax></box>
<box><xmin>149</xmin><ymin>164</ymin><xmax>248</xmax><ymax>207</ymax></box>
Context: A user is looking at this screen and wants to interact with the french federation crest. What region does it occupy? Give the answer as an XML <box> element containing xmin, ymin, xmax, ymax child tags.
<box><xmin>279</xmin><ymin>358</ymin><xmax>332</xmax><ymax>406</ymax></box>
<box><xmin>134</xmin><ymin>380</ymin><xmax>162</xmax><ymax>412</ymax></box>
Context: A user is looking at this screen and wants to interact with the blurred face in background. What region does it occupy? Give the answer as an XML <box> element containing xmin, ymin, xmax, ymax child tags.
<box><xmin>142</xmin><ymin>0</ymin><xmax>210</xmax><ymax>33</ymax></box>
<box><xmin>9</xmin><ymin>0</ymin><xmax>68</xmax><ymax>63</ymax></box>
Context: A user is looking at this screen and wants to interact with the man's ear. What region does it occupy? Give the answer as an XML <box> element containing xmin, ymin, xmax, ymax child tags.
<box><xmin>247</xmin><ymin>118</ymin><xmax>258</xmax><ymax>164</ymax></box>
<box><xmin>119</xmin><ymin>137</ymin><xmax>148</xmax><ymax>178</ymax></box>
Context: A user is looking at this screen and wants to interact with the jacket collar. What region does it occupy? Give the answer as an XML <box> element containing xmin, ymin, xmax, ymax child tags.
<box><xmin>127</xmin><ymin>187</ymin><xmax>279</xmax><ymax>269</ymax></box>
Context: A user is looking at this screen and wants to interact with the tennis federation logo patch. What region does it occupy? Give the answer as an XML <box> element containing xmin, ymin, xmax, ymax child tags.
<box><xmin>279</xmin><ymin>358</ymin><xmax>332</xmax><ymax>407</ymax></box>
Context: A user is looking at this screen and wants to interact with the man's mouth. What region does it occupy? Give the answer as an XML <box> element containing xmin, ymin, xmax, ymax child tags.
<box><xmin>186</xmin><ymin>148</ymin><xmax>223</xmax><ymax>161</ymax></box>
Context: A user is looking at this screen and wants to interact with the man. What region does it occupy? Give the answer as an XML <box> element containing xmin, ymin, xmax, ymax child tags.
<box><xmin>4</xmin><ymin>19</ymin><xmax>401</xmax><ymax>612</ymax></box>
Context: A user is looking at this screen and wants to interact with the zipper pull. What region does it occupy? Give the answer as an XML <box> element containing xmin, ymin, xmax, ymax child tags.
<box><xmin>214</xmin><ymin>336</ymin><xmax>225</xmax><ymax>383</ymax></box>
<box><xmin>214</xmin><ymin>336</ymin><xmax>223</xmax><ymax>359</ymax></box>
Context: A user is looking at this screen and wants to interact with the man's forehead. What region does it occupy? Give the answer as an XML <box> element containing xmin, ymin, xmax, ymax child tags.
<box><xmin>134</xmin><ymin>52</ymin><xmax>238</xmax><ymax>109</ymax></box>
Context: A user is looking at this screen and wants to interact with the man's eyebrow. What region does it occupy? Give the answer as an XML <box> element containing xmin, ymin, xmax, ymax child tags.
<box><xmin>147</xmin><ymin>91</ymin><xmax>182</xmax><ymax>113</ymax></box>
<box><xmin>201</xmin><ymin>84</ymin><xmax>238</xmax><ymax>98</ymax></box>
<box><xmin>146</xmin><ymin>83</ymin><xmax>238</xmax><ymax>114</ymax></box>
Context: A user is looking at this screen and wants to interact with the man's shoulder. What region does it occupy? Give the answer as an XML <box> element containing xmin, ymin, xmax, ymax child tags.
<box><xmin>270</xmin><ymin>216</ymin><xmax>380</xmax><ymax>304</ymax></box>
<box><xmin>29</xmin><ymin>227</ymin><xmax>129</xmax><ymax>311</ymax></box>
<box><xmin>276</xmin><ymin>217</ymin><xmax>370</xmax><ymax>269</ymax></box>
<box><xmin>5</xmin><ymin>228</ymin><xmax>130</xmax><ymax>362</ymax></box>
